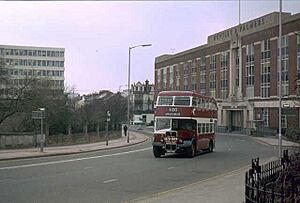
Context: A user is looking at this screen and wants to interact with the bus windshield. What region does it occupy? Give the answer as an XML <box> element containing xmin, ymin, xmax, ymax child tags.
<box><xmin>156</xmin><ymin>118</ymin><xmax>196</xmax><ymax>132</ymax></box>
<box><xmin>172</xmin><ymin>119</ymin><xmax>196</xmax><ymax>132</ymax></box>
<box><xmin>155</xmin><ymin>118</ymin><xmax>171</xmax><ymax>131</ymax></box>
<box><xmin>157</xmin><ymin>96</ymin><xmax>173</xmax><ymax>105</ymax></box>
<box><xmin>174</xmin><ymin>96</ymin><xmax>190</xmax><ymax>106</ymax></box>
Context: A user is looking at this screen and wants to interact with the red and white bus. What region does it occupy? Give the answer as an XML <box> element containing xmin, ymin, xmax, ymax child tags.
<box><xmin>152</xmin><ymin>91</ymin><xmax>218</xmax><ymax>158</ymax></box>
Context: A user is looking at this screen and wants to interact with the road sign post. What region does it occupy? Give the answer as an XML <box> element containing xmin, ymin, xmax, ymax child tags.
<box><xmin>32</xmin><ymin>108</ymin><xmax>45</xmax><ymax>152</ymax></box>
<box><xmin>106</xmin><ymin>111</ymin><xmax>110</xmax><ymax>146</ymax></box>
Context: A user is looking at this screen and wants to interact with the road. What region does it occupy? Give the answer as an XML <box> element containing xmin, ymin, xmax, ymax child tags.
<box><xmin>0</xmin><ymin>129</ymin><xmax>277</xmax><ymax>203</ymax></box>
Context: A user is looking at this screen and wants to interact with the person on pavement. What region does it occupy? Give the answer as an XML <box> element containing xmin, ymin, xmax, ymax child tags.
<box><xmin>123</xmin><ymin>125</ymin><xmax>128</xmax><ymax>136</ymax></box>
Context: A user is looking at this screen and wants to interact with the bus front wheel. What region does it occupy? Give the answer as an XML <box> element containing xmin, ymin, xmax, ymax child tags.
<box><xmin>187</xmin><ymin>142</ymin><xmax>196</xmax><ymax>158</ymax></box>
<box><xmin>153</xmin><ymin>146</ymin><xmax>162</xmax><ymax>158</ymax></box>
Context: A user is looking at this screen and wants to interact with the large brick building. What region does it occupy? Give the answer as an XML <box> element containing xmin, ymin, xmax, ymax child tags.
<box><xmin>155</xmin><ymin>12</ymin><xmax>300</xmax><ymax>134</ymax></box>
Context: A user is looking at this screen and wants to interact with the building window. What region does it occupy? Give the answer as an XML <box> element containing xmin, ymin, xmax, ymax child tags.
<box><xmin>278</xmin><ymin>35</ymin><xmax>289</xmax><ymax>96</ymax></box>
<box><xmin>220</xmin><ymin>51</ymin><xmax>229</xmax><ymax>99</ymax></box>
<box><xmin>169</xmin><ymin>66</ymin><xmax>173</xmax><ymax>90</ymax></box>
<box><xmin>281</xmin><ymin>115</ymin><xmax>287</xmax><ymax>129</ymax></box>
<box><xmin>199</xmin><ymin>57</ymin><xmax>206</xmax><ymax>95</ymax></box>
<box><xmin>191</xmin><ymin>59</ymin><xmax>196</xmax><ymax>76</ymax></box>
<box><xmin>175</xmin><ymin>65</ymin><xmax>180</xmax><ymax>90</ymax></box>
<box><xmin>210</xmin><ymin>55</ymin><xmax>216</xmax><ymax>97</ymax></box>
<box><xmin>183</xmin><ymin>63</ymin><xmax>188</xmax><ymax>76</ymax></box>
<box><xmin>236</xmin><ymin>50</ymin><xmax>240</xmax><ymax>88</ymax></box>
<box><xmin>246</xmin><ymin>44</ymin><xmax>254</xmax><ymax>98</ymax></box>
<box><xmin>262</xmin><ymin>108</ymin><xmax>269</xmax><ymax>127</ymax></box>
<box><xmin>191</xmin><ymin>76</ymin><xmax>196</xmax><ymax>91</ymax></box>
<box><xmin>156</xmin><ymin>70</ymin><xmax>160</xmax><ymax>91</ymax></box>
<box><xmin>183</xmin><ymin>63</ymin><xmax>189</xmax><ymax>90</ymax></box>
<box><xmin>261</xmin><ymin>39</ymin><xmax>271</xmax><ymax>98</ymax></box>
<box><xmin>297</xmin><ymin>34</ymin><xmax>300</xmax><ymax>95</ymax></box>
<box><xmin>162</xmin><ymin>68</ymin><xmax>167</xmax><ymax>91</ymax></box>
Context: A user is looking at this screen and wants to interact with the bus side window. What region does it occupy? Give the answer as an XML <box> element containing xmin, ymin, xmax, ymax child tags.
<box><xmin>202</xmin><ymin>123</ymin><xmax>205</xmax><ymax>134</ymax></box>
<box><xmin>192</xmin><ymin>97</ymin><xmax>197</xmax><ymax>107</ymax></box>
<box><xmin>197</xmin><ymin>123</ymin><xmax>201</xmax><ymax>134</ymax></box>
<box><xmin>206</xmin><ymin>123</ymin><xmax>209</xmax><ymax>133</ymax></box>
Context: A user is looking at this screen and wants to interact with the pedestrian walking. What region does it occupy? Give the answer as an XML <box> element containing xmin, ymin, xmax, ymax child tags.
<box><xmin>123</xmin><ymin>125</ymin><xmax>128</xmax><ymax>136</ymax></box>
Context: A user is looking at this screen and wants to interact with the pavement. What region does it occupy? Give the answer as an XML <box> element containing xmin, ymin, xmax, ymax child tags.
<box><xmin>0</xmin><ymin>131</ymin><xmax>148</xmax><ymax>161</ymax></box>
<box><xmin>0</xmin><ymin>131</ymin><xmax>299</xmax><ymax>203</ymax></box>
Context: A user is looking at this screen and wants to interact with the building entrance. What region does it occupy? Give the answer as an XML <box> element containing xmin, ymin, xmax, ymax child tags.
<box><xmin>228</xmin><ymin>110</ymin><xmax>243</xmax><ymax>132</ymax></box>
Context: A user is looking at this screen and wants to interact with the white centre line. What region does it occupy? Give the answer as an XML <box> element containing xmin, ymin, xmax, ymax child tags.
<box><xmin>103</xmin><ymin>178</ymin><xmax>118</xmax><ymax>184</ymax></box>
<box><xmin>0</xmin><ymin>147</ymin><xmax>152</xmax><ymax>171</ymax></box>
<box><xmin>167</xmin><ymin>167</ymin><xmax>175</xmax><ymax>170</ymax></box>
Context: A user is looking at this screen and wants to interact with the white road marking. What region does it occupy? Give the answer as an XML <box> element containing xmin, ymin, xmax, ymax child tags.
<box><xmin>103</xmin><ymin>178</ymin><xmax>118</xmax><ymax>184</ymax></box>
<box><xmin>167</xmin><ymin>167</ymin><xmax>175</xmax><ymax>170</ymax></box>
<box><xmin>0</xmin><ymin>147</ymin><xmax>152</xmax><ymax>171</ymax></box>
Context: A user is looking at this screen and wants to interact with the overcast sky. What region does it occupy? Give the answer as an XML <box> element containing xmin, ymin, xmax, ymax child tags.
<box><xmin>1</xmin><ymin>1</ymin><xmax>300</xmax><ymax>94</ymax></box>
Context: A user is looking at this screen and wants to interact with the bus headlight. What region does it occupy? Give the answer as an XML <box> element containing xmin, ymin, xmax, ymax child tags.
<box><xmin>177</xmin><ymin>139</ymin><xmax>183</xmax><ymax>144</ymax></box>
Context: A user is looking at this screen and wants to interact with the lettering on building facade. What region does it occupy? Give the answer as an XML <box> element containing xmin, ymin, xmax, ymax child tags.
<box><xmin>207</xmin><ymin>13</ymin><xmax>278</xmax><ymax>45</ymax></box>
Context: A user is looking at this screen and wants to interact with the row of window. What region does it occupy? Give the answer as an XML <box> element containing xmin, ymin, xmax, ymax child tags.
<box><xmin>157</xmin><ymin>96</ymin><xmax>217</xmax><ymax>110</ymax></box>
<box><xmin>3</xmin><ymin>68</ymin><xmax>64</xmax><ymax>77</ymax></box>
<box><xmin>261</xmin><ymin>108</ymin><xmax>287</xmax><ymax>128</ymax></box>
<box><xmin>2</xmin><ymin>79</ymin><xmax>64</xmax><ymax>87</ymax></box>
<box><xmin>4</xmin><ymin>58</ymin><xmax>64</xmax><ymax>67</ymax></box>
<box><xmin>0</xmin><ymin>88</ymin><xmax>64</xmax><ymax>98</ymax></box>
<box><xmin>197</xmin><ymin>123</ymin><xmax>215</xmax><ymax>134</ymax></box>
<box><xmin>0</xmin><ymin>48</ymin><xmax>64</xmax><ymax>58</ymax></box>
<box><xmin>158</xmin><ymin>34</ymin><xmax>299</xmax><ymax>98</ymax></box>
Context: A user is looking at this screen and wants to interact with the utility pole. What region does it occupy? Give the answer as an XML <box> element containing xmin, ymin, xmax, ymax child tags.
<box><xmin>278</xmin><ymin>0</ymin><xmax>282</xmax><ymax>158</ymax></box>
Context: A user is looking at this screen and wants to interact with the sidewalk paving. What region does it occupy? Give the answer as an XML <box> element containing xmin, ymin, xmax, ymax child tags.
<box><xmin>0</xmin><ymin>131</ymin><xmax>148</xmax><ymax>161</ymax></box>
<box><xmin>251</xmin><ymin>136</ymin><xmax>299</xmax><ymax>148</ymax></box>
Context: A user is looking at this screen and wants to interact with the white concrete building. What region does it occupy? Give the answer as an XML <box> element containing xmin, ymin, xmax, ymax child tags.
<box><xmin>131</xmin><ymin>80</ymin><xmax>155</xmax><ymax>114</ymax></box>
<box><xmin>0</xmin><ymin>44</ymin><xmax>65</xmax><ymax>97</ymax></box>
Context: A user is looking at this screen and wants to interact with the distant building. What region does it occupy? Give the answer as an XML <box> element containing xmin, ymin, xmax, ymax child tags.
<box><xmin>155</xmin><ymin>12</ymin><xmax>300</xmax><ymax>135</ymax></box>
<box><xmin>0</xmin><ymin>44</ymin><xmax>65</xmax><ymax>98</ymax></box>
<box><xmin>131</xmin><ymin>80</ymin><xmax>155</xmax><ymax>114</ymax></box>
<box><xmin>76</xmin><ymin>90</ymin><xmax>114</xmax><ymax>108</ymax></box>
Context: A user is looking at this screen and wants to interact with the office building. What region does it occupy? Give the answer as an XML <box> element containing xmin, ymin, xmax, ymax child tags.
<box><xmin>155</xmin><ymin>12</ymin><xmax>300</xmax><ymax>134</ymax></box>
<box><xmin>0</xmin><ymin>44</ymin><xmax>65</xmax><ymax>97</ymax></box>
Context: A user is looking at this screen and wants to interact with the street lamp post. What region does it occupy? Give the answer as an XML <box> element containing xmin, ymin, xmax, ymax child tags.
<box><xmin>39</xmin><ymin>108</ymin><xmax>45</xmax><ymax>152</ymax></box>
<box><xmin>127</xmin><ymin>44</ymin><xmax>151</xmax><ymax>143</ymax></box>
<box><xmin>278</xmin><ymin>0</ymin><xmax>282</xmax><ymax>158</ymax></box>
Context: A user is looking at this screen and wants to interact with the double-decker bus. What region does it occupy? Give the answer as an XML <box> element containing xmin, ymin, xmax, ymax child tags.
<box><xmin>152</xmin><ymin>91</ymin><xmax>217</xmax><ymax>158</ymax></box>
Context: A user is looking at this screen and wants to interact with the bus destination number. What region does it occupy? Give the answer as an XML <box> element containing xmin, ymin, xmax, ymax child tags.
<box><xmin>166</xmin><ymin>107</ymin><xmax>180</xmax><ymax>116</ymax></box>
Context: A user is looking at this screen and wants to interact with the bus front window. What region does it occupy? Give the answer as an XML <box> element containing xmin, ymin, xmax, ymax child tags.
<box><xmin>157</xmin><ymin>96</ymin><xmax>173</xmax><ymax>105</ymax></box>
<box><xmin>174</xmin><ymin>96</ymin><xmax>191</xmax><ymax>106</ymax></box>
<box><xmin>156</xmin><ymin>118</ymin><xmax>171</xmax><ymax>131</ymax></box>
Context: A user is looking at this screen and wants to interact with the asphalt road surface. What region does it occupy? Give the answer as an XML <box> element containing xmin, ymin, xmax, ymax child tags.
<box><xmin>0</xmin><ymin>130</ymin><xmax>277</xmax><ymax>203</ymax></box>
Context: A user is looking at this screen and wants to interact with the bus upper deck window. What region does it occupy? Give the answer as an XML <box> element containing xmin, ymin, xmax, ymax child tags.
<box><xmin>174</xmin><ymin>96</ymin><xmax>190</xmax><ymax>106</ymax></box>
<box><xmin>158</xmin><ymin>96</ymin><xmax>173</xmax><ymax>105</ymax></box>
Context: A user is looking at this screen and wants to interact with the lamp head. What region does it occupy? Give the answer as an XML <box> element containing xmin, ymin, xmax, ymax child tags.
<box><xmin>142</xmin><ymin>44</ymin><xmax>152</xmax><ymax>47</ymax></box>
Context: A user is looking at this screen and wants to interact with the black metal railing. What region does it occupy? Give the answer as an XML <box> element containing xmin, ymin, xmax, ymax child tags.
<box><xmin>245</xmin><ymin>150</ymin><xmax>300</xmax><ymax>203</ymax></box>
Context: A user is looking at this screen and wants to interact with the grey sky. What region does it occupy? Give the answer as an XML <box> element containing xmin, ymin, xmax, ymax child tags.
<box><xmin>1</xmin><ymin>1</ymin><xmax>299</xmax><ymax>94</ymax></box>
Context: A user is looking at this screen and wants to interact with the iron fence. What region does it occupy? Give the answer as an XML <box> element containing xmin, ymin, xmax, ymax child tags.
<box><xmin>245</xmin><ymin>150</ymin><xmax>300</xmax><ymax>203</ymax></box>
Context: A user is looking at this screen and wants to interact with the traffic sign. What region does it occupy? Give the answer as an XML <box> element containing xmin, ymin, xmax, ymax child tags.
<box><xmin>32</xmin><ymin>111</ymin><xmax>45</xmax><ymax>119</ymax></box>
